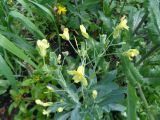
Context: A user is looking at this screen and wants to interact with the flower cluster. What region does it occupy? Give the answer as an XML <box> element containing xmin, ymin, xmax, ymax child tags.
<box><xmin>57</xmin><ymin>5</ymin><xmax>67</xmax><ymax>15</ymax></box>
<box><xmin>123</xmin><ymin>49</ymin><xmax>139</xmax><ymax>60</ymax></box>
<box><xmin>80</xmin><ymin>24</ymin><xmax>89</xmax><ymax>39</ymax></box>
<box><xmin>68</xmin><ymin>65</ymin><xmax>88</xmax><ymax>86</ymax></box>
<box><xmin>59</xmin><ymin>28</ymin><xmax>70</xmax><ymax>40</ymax></box>
<box><xmin>113</xmin><ymin>16</ymin><xmax>129</xmax><ymax>39</ymax></box>
<box><xmin>59</xmin><ymin>24</ymin><xmax>89</xmax><ymax>40</ymax></box>
<box><xmin>37</xmin><ymin>39</ymin><xmax>50</xmax><ymax>57</ymax></box>
<box><xmin>35</xmin><ymin>99</ymin><xmax>53</xmax><ymax>107</ymax></box>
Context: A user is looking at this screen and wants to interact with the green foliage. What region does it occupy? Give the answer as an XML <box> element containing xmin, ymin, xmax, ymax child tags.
<box><xmin>0</xmin><ymin>33</ymin><xmax>37</xmax><ymax>68</ymax></box>
<box><xmin>0</xmin><ymin>0</ymin><xmax>160</xmax><ymax>120</ymax></box>
<box><xmin>9</xmin><ymin>11</ymin><xmax>45</xmax><ymax>39</ymax></box>
<box><xmin>0</xmin><ymin>55</ymin><xmax>17</xmax><ymax>89</ymax></box>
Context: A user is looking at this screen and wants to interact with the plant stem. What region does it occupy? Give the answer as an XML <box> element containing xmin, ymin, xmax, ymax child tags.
<box><xmin>137</xmin><ymin>83</ymin><xmax>155</xmax><ymax>120</ymax></box>
<box><xmin>43</xmin><ymin>57</ymin><xmax>45</xmax><ymax>66</ymax></box>
<box><xmin>68</xmin><ymin>40</ymin><xmax>80</xmax><ymax>56</ymax></box>
<box><xmin>54</xmin><ymin>22</ymin><xmax>61</xmax><ymax>52</ymax></box>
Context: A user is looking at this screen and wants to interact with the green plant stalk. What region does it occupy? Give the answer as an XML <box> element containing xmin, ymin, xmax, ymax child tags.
<box><xmin>43</xmin><ymin>57</ymin><xmax>45</xmax><ymax>66</ymax></box>
<box><xmin>54</xmin><ymin>21</ymin><xmax>61</xmax><ymax>52</ymax></box>
<box><xmin>58</xmin><ymin>69</ymin><xmax>80</xmax><ymax>105</ymax></box>
<box><xmin>121</xmin><ymin>56</ymin><xmax>154</xmax><ymax>119</ymax></box>
<box><xmin>137</xmin><ymin>83</ymin><xmax>155</xmax><ymax>120</ymax></box>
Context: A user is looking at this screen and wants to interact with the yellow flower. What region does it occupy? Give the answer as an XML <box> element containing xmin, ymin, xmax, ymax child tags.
<box><xmin>118</xmin><ymin>16</ymin><xmax>129</xmax><ymax>30</ymax></box>
<box><xmin>57</xmin><ymin>5</ymin><xmax>67</xmax><ymax>15</ymax></box>
<box><xmin>68</xmin><ymin>65</ymin><xmax>88</xmax><ymax>86</ymax></box>
<box><xmin>113</xmin><ymin>16</ymin><xmax>129</xmax><ymax>39</ymax></box>
<box><xmin>35</xmin><ymin>99</ymin><xmax>53</xmax><ymax>107</ymax></box>
<box><xmin>92</xmin><ymin>90</ymin><xmax>98</xmax><ymax>99</ymax></box>
<box><xmin>57</xmin><ymin>107</ymin><xmax>63</xmax><ymax>112</ymax></box>
<box><xmin>42</xmin><ymin>109</ymin><xmax>51</xmax><ymax>117</ymax></box>
<box><xmin>59</xmin><ymin>28</ymin><xmax>70</xmax><ymax>40</ymax></box>
<box><xmin>123</xmin><ymin>49</ymin><xmax>139</xmax><ymax>60</ymax></box>
<box><xmin>80</xmin><ymin>25</ymin><xmax>89</xmax><ymax>39</ymax></box>
<box><xmin>37</xmin><ymin>39</ymin><xmax>50</xmax><ymax>57</ymax></box>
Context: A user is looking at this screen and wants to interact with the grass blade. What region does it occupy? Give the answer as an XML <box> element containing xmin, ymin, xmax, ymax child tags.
<box><xmin>0</xmin><ymin>33</ymin><xmax>37</xmax><ymax>68</ymax></box>
<box><xmin>28</xmin><ymin>0</ymin><xmax>55</xmax><ymax>22</ymax></box>
<box><xmin>9</xmin><ymin>11</ymin><xmax>45</xmax><ymax>39</ymax></box>
<box><xmin>0</xmin><ymin>55</ymin><xmax>17</xmax><ymax>89</ymax></box>
<box><xmin>17</xmin><ymin>0</ymin><xmax>33</xmax><ymax>16</ymax></box>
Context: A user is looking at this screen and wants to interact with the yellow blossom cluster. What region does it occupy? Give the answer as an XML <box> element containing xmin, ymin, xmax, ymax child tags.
<box><xmin>59</xmin><ymin>28</ymin><xmax>70</xmax><ymax>40</ymax></box>
<box><xmin>37</xmin><ymin>39</ymin><xmax>50</xmax><ymax>57</ymax></box>
<box><xmin>113</xmin><ymin>16</ymin><xmax>129</xmax><ymax>39</ymax></box>
<box><xmin>59</xmin><ymin>24</ymin><xmax>89</xmax><ymax>40</ymax></box>
<box><xmin>35</xmin><ymin>99</ymin><xmax>53</xmax><ymax>107</ymax></box>
<box><xmin>68</xmin><ymin>65</ymin><xmax>88</xmax><ymax>86</ymax></box>
<box><xmin>123</xmin><ymin>49</ymin><xmax>139</xmax><ymax>60</ymax></box>
<box><xmin>80</xmin><ymin>25</ymin><xmax>89</xmax><ymax>39</ymax></box>
<box><xmin>57</xmin><ymin>5</ymin><xmax>67</xmax><ymax>15</ymax></box>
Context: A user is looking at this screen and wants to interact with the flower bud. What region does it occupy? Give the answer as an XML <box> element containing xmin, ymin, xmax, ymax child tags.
<box><xmin>92</xmin><ymin>90</ymin><xmax>98</xmax><ymax>99</ymax></box>
<box><xmin>57</xmin><ymin>107</ymin><xmax>63</xmax><ymax>112</ymax></box>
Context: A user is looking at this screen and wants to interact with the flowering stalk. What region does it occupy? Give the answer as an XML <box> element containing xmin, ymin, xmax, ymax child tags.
<box><xmin>57</xmin><ymin>67</ymin><xmax>80</xmax><ymax>104</ymax></box>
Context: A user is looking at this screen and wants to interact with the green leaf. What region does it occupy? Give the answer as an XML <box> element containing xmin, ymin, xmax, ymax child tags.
<box><xmin>127</xmin><ymin>83</ymin><xmax>137</xmax><ymax>120</ymax></box>
<box><xmin>9</xmin><ymin>11</ymin><xmax>45</xmax><ymax>39</ymax></box>
<box><xmin>28</xmin><ymin>0</ymin><xmax>55</xmax><ymax>23</ymax></box>
<box><xmin>144</xmin><ymin>78</ymin><xmax>160</xmax><ymax>86</ymax></box>
<box><xmin>103</xmin><ymin>0</ymin><xmax>111</xmax><ymax>16</ymax></box>
<box><xmin>0</xmin><ymin>80</ymin><xmax>10</xmax><ymax>95</ymax></box>
<box><xmin>0</xmin><ymin>33</ymin><xmax>37</xmax><ymax>68</ymax></box>
<box><xmin>148</xmin><ymin>0</ymin><xmax>160</xmax><ymax>44</ymax></box>
<box><xmin>21</xmin><ymin>79</ymin><xmax>35</xmax><ymax>86</ymax></box>
<box><xmin>129</xmin><ymin>10</ymin><xmax>145</xmax><ymax>32</ymax></box>
<box><xmin>17</xmin><ymin>0</ymin><xmax>33</xmax><ymax>16</ymax></box>
<box><xmin>0</xmin><ymin>55</ymin><xmax>17</xmax><ymax>89</ymax></box>
<box><xmin>98</xmin><ymin>11</ymin><xmax>113</xmax><ymax>33</ymax></box>
<box><xmin>0</xmin><ymin>30</ymin><xmax>34</xmax><ymax>53</ymax></box>
<box><xmin>71</xmin><ymin>105</ymin><xmax>80</xmax><ymax>120</ymax></box>
<box><xmin>55</xmin><ymin>112</ymin><xmax>70</xmax><ymax>120</ymax></box>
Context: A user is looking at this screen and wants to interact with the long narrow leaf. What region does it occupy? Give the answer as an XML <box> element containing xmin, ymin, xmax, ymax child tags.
<box><xmin>0</xmin><ymin>31</ymin><xmax>34</xmax><ymax>53</ymax></box>
<box><xmin>17</xmin><ymin>0</ymin><xmax>33</xmax><ymax>16</ymax></box>
<box><xmin>28</xmin><ymin>0</ymin><xmax>55</xmax><ymax>23</ymax></box>
<box><xmin>9</xmin><ymin>11</ymin><xmax>45</xmax><ymax>39</ymax></box>
<box><xmin>0</xmin><ymin>33</ymin><xmax>37</xmax><ymax>68</ymax></box>
<box><xmin>0</xmin><ymin>55</ymin><xmax>17</xmax><ymax>89</ymax></box>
